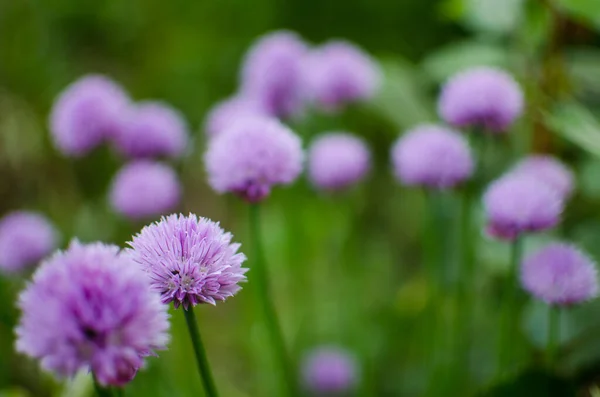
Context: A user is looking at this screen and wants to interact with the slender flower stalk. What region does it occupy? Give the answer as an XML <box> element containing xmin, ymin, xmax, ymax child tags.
<box><xmin>183</xmin><ymin>309</ymin><xmax>219</xmax><ymax>397</ymax></box>
<box><xmin>498</xmin><ymin>236</ymin><xmax>523</xmax><ymax>374</ymax></box>
<box><xmin>249</xmin><ymin>204</ymin><xmax>296</xmax><ymax>396</ymax></box>
<box><xmin>547</xmin><ymin>306</ymin><xmax>560</xmax><ymax>368</ymax></box>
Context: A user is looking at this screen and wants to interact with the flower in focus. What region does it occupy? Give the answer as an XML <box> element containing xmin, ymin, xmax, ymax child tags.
<box><xmin>49</xmin><ymin>75</ymin><xmax>130</xmax><ymax>157</ymax></box>
<box><xmin>521</xmin><ymin>243</ymin><xmax>598</xmax><ymax>306</ymax></box>
<box><xmin>240</xmin><ymin>30</ymin><xmax>308</xmax><ymax>119</ymax></box>
<box><xmin>438</xmin><ymin>66</ymin><xmax>523</xmax><ymax>132</ymax></box>
<box><xmin>304</xmin><ymin>40</ymin><xmax>381</xmax><ymax>112</ymax></box>
<box><xmin>126</xmin><ymin>213</ymin><xmax>248</xmax><ymax>309</ymax></box>
<box><xmin>114</xmin><ymin>101</ymin><xmax>189</xmax><ymax>159</ymax></box>
<box><xmin>510</xmin><ymin>155</ymin><xmax>575</xmax><ymax>200</ymax></box>
<box><xmin>483</xmin><ymin>174</ymin><xmax>563</xmax><ymax>240</ymax></box>
<box><xmin>308</xmin><ymin>132</ymin><xmax>371</xmax><ymax>191</ymax></box>
<box><xmin>109</xmin><ymin>161</ymin><xmax>181</xmax><ymax>220</ymax></box>
<box><xmin>204</xmin><ymin>116</ymin><xmax>303</xmax><ymax>202</ymax></box>
<box><xmin>15</xmin><ymin>241</ymin><xmax>170</xmax><ymax>386</ymax></box>
<box><xmin>301</xmin><ymin>346</ymin><xmax>359</xmax><ymax>394</ymax></box>
<box><xmin>204</xmin><ymin>96</ymin><xmax>267</xmax><ymax>137</ymax></box>
<box><xmin>391</xmin><ymin>124</ymin><xmax>473</xmax><ymax>189</ymax></box>
<box><xmin>0</xmin><ymin>211</ymin><xmax>58</xmax><ymax>273</ymax></box>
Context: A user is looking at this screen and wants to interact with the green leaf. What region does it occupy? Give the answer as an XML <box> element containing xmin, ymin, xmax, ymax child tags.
<box><xmin>566</xmin><ymin>48</ymin><xmax>600</xmax><ymax>100</ymax></box>
<box><xmin>555</xmin><ymin>0</ymin><xmax>600</xmax><ymax>30</ymax></box>
<box><xmin>370</xmin><ymin>58</ymin><xmax>435</xmax><ymax>129</ymax></box>
<box><xmin>421</xmin><ymin>41</ymin><xmax>509</xmax><ymax>83</ymax></box>
<box><xmin>544</xmin><ymin>102</ymin><xmax>600</xmax><ymax>158</ymax></box>
<box><xmin>477</xmin><ymin>368</ymin><xmax>576</xmax><ymax>396</ymax></box>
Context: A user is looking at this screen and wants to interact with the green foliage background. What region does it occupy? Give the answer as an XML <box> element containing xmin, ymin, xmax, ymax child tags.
<box><xmin>2</xmin><ymin>0</ymin><xmax>600</xmax><ymax>396</ymax></box>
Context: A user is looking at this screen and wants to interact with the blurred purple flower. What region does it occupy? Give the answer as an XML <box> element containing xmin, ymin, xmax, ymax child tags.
<box><xmin>510</xmin><ymin>155</ymin><xmax>575</xmax><ymax>200</ymax></box>
<box><xmin>204</xmin><ymin>96</ymin><xmax>267</xmax><ymax>137</ymax></box>
<box><xmin>109</xmin><ymin>161</ymin><xmax>181</xmax><ymax>220</ymax></box>
<box><xmin>308</xmin><ymin>132</ymin><xmax>371</xmax><ymax>191</ymax></box>
<box><xmin>49</xmin><ymin>75</ymin><xmax>130</xmax><ymax>157</ymax></box>
<box><xmin>304</xmin><ymin>40</ymin><xmax>381</xmax><ymax>112</ymax></box>
<box><xmin>126</xmin><ymin>214</ymin><xmax>248</xmax><ymax>309</ymax></box>
<box><xmin>15</xmin><ymin>241</ymin><xmax>170</xmax><ymax>387</ymax></box>
<box><xmin>521</xmin><ymin>243</ymin><xmax>598</xmax><ymax>306</ymax></box>
<box><xmin>0</xmin><ymin>211</ymin><xmax>58</xmax><ymax>273</ymax></box>
<box><xmin>204</xmin><ymin>116</ymin><xmax>303</xmax><ymax>202</ymax></box>
<box><xmin>483</xmin><ymin>174</ymin><xmax>563</xmax><ymax>240</ymax></box>
<box><xmin>438</xmin><ymin>66</ymin><xmax>523</xmax><ymax>132</ymax></box>
<box><xmin>391</xmin><ymin>124</ymin><xmax>474</xmax><ymax>188</ymax></box>
<box><xmin>301</xmin><ymin>346</ymin><xmax>359</xmax><ymax>394</ymax></box>
<box><xmin>114</xmin><ymin>101</ymin><xmax>189</xmax><ymax>158</ymax></box>
<box><xmin>240</xmin><ymin>31</ymin><xmax>308</xmax><ymax>119</ymax></box>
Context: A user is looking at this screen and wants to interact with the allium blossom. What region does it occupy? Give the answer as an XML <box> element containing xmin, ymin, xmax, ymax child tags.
<box><xmin>483</xmin><ymin>174</ymin><xmax>564</xmax><ymax>240</ymax></box>
<box><xmin>301</xmin><ymin>346</ymin><xmax>359</xmax><ymax>394</ymax></box>
<box><xmin>15</xmin><ymin>241</ymin><xmax>170</xmax><ymax>387</ymax></box>
<box><xmin>50</xmin><ymin>75</ymin><xmax>130</xmax><ymax>156</ymax></box>
<box><xmin>240</xmin><ymin>31</ymin><xmax>308</xmax><ymax>119</ymax></box>
<box><xmin>0</xmin><ymin>211</ymin><xmax>58</xmax><ymax>273</ymax></box>
<box><xmin>204</xmin><ymin>96</ymin><xmax>267</xmax><ymax>137</ymax></box>
<box><xmin>438</xmin><ymin>66</ymin><xmax>523</xmax><ymax>132</ymax></box>
<box><xmin>127</xmin><ymin>214</ymin><xmax>248</xmax><ymax>309</ymax></box>
<box><xmin>114</xmin><ymin>101</ymin><xmax>188</xmax><ymax>159</ymax></box>
<box><xmin>308</xmin><ymin>132</ymin><xmax>371</xmax><ymax>190</ymax></box>
<box><xmin>109</xmin><ymin>161</ymin><xmax>181</xmax><ymax>220</ymax></box>
<box><xmin>204</xmin><ymin>116</ymin><xmax>303</xmax><ymax>202</ymax></box>
<box><xmin>510</xmin><ymin>155</ymin><xmax>575</xmax><ymax>200</ymax></box>
<box><xmin>391</xmin><ymin>124</ymin><xmax>474</xmax><ymax>188</ymax></box>
<box><xmin>521</xmin><ymin>243</ymin><xmax>598</xmax><ymax>306</ymax></box>
<box><xmin>304</xmin><ymin>40</ymin><xmax>381</xmax><ymax>112</ymax></box>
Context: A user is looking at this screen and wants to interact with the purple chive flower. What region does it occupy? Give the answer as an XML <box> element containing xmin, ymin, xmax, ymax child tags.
<box><xmin>308</xmin><ymin>132</ymin><xmax>371</xmax><ymax>191</ymax></box>
<box><xmin>204</xmin><ymin>96</ymin><xmax>267</xmax><ymax>137</ymax></box>
<box><xmin>126</xmin><ymin>213</ymin><xmax>248</xmax><ymax>309</ymax></box>
<box><xmin>204</xmin><ymin>116</ymin><xmax>303</xmax><ymax>202</ymax></box>
<box><xmin>109</xmin><ymin>161</ymin><xmax>181</xmax><ymax>220</ymax></box>
<box><xmin>113</xmin><ymin>101</ymin><xmax>189</xmax><ymax>159</ymax></box>
<box><xmin>301</xmin><ymin>346</ymin><xmax>359</xmax><ymax>394</ymax></box>
<box><xmin>438</xmin><ymin>66</ymin><xmax>524</xmax><ymax>132</ymax></box>
<box><xmin>15</xmin><ymin>241</ymin><xmax>170</xmax><ymax>387</ymax></box>
<box><xmin>240</xmin><ymin>31</ymin><xmax>308</xmax><ymax>119</ymax></box>
<box><xmin>50</xmin><ymin>75</ymin><xmax>130</xmax><ymax>157</ymax></box>
<box><xmin>521</xmin><ymin>243</ymin><xmax>598</xmax><ymax>306</ymax></box>
<box><xmin>510</xmin><ymin>155</ymin><xmax>575</xmax><ymax>200</ymax></box>
<box><xmin>0</xmin><ymin>211</ymin><xmax>58</xmax><ymax>273</ymax></box>
<box><xmin>304</xmin><ymin>40</ymin><xmax>381</xmax><ymax>112</ymax></box>
<box><xmin>391</xmin><ymin>124</ymin><xmax>474</xmax><ymax>188</ymax></box>
<box><xmin>483</xmin><ymin>174</ymin><xmax>564</xmax><ymax>240</ymax></box>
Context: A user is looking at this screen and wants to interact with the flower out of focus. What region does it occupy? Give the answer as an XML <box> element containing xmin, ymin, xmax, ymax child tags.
<box><xmin>15</xmin><ymin>241</ymin><xmax>170</xmax><ymax>387</ymax></box>
<box><xmin>308</xmin><ymin>132</ymin><xmax>371</xmax><ymax>191</ymax></box>
<box><xmin>304</xmin><ymin>40</ymin><xmax>381</xmax><ymax>112</ymax></box>
<box><xmin>0</xmin><ymin>211</ymin><xmax>58</xmax><ymax>274</ymax></box>
<box><xmin>49</xmin><ymin>74</ymin><xmax>130</xmax><ymax>157</ymax></box>
<box><xmin>391</xmin><ymin>124</ymin><xmax>474</xmax><ymax>189</ymax></box>
<box><xmin>109</xmin><ymin>161</ymin><xmax>181</xmax><ymax>220</ymax></box>
<box><xmin>240</xmin><ymin>31</ymin><xmax>308</xmax><ymax>119</ymax></box>
<box><xmin>301</xmin><ymin>346</ymin><xmax>359</xmax><ymax>394</ymax></box>
<box><xmin>509</xmin><ymin>155</ymin><xmax>575</xmax><ymax>200</ymax></box>
<box><xmin>204</xmin><ymin>96</ymin><xmax>267</xmax><ymax>137</ymax></box>
<box><xmin>438</xmin><ymin>66</ymin><xmax>523</xmax><ymax>132</ymax></box>
<box><xmin>483</xmin><ymin>174</ymin><xmax>564</xmax><ymax>240</ymax></box>
<box><xmin>127</xmin><ymin>213</ymin><xmax>248</xmax><ymax>309</ymax></box>
<box><xmin>113</xmin><ymin>101</ymin><xmax>189</xmax><ymax>159</ymax></box>
<box><xmin>521</xmin><ymin>243</ymin><xmax>598</xmax><ymax>306</ymax></box>
<box><xmin>204</xmin><ymin>116</ymin><xmax>303</xmax><ymax>202</ymax></box>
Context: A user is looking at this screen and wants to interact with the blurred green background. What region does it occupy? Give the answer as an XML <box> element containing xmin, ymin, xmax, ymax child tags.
<box><xmin>3</xmin><ymin>0</ymin><xmax>600</xmax><ymax>396</ymax></box>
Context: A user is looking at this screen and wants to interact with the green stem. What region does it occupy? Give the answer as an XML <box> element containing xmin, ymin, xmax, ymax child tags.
<box><xmin>498</xmin><ymin>236</ymin><xmax>524</xmax><ymax>375</ymax></box>
<box><xmin>183</xmin><ymin>308</ymin><xmax>219</xmax><ymax>397</ymax></box>
<box><xmin>92</xmin><ymin>375</ymin><xmax>113</xmax><ymax>397</ymax></box>
<box><xmin>547</xmin><ymin>306</ymin><xmax>560</xmax><ymax>368</ymax></box>
<box><xmin>249</xmin><ymin>204</ymin><xmax>296</xmax><ymax>396</ymax></box>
